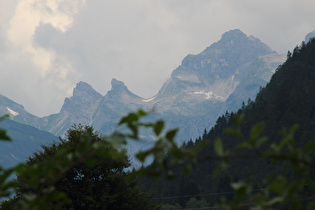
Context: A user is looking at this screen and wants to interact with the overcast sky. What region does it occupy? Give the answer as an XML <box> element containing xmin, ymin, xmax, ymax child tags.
<box><xmin>1</xmin><ymin>0</ymin><xmax>314</xmax><ymax>117</ymax></box>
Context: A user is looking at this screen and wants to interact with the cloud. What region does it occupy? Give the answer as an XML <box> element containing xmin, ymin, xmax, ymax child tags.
<box><xmin>6</xmin><ymin>0</ymin><xmax>85</xmax><ymax>74</ymax></box>
<box><xmin>1</xmin><ymin>0</ymin><xmax>315</xmax><ymax>117</ymax></box>
<box><xmin>1</xmin><ymin>0</ymin><xmax>85</xmax><ymax>116</ymax></box>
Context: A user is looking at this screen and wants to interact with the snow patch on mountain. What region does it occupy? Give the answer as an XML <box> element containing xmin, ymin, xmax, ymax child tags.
<box><xmin>7</xmin><ymin>107</ymin><xmax>19</xmax><ymax>116</ymax></box>
<box><xmin>143</xmin><ymin>96</ymin><xmax>156</xmax><ymax>102</ymax></box>
<box><xmin>10</xmin><ymin>152</ymin><xmax>18</xmax><ymax>160</ymax></box>
<box><xmin>192</xmin><ymin>90</ymin><xmax>224</xmax><ymax>100</ymax></box>
<box><xmin>175</xmin><ymin>74</ymin><xmax>200</xmax><ymax>83</ymax></box>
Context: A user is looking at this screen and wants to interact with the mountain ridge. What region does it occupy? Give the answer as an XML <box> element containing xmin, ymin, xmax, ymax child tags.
<box><xmin>0</xmin><ymin>29</ymin><xmax>288</xmax><ymax>165</ymax></box>
<box><xmin>1</xmin><ymin>29</ymin><xmax>285</xmax><ymax>140</ymax></box>
<box><xmin>141</xmin><ymin>34</ymin><xmax>315</xmax><ymax>208</ymax></box>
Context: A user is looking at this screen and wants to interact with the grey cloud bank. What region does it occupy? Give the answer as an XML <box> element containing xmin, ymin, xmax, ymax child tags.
<box><xmin>0</xmin><ymin>0</ymin><xmax>315</xmax><ymax>117</ymax></box>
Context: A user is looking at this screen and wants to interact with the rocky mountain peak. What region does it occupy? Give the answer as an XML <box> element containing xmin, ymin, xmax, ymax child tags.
<box><xmin>216</xmin><ymin>29</ymin><xmax>274</xmax><ymax>53</ymax></box>
<box><xmin>221</xmin><ymin>29</ymin><xmax>247</xmax><ymax>41</ymax></box>
<box><xmin>111</xmin><ymin>78</ymin><xmax>126</xmax><ymax>90</ymax></box>
<box><xmin>106</xmin><ymin>78</ymin><xmax>142</xmax><ymax>101</ymax></box>
<box><xmin>73</xmin><ymin>81</ymin><xmax>97</xmax><ymax>96</ymax></box>
<box><xmin>177</xmin><ymin>29</ymin><xmax>276</xmax><ymax>85</ymax></box>
<box><xmin>60</xmin><ymin>81</ymin><xmax>102</xmax><ymax>113</ymax></box>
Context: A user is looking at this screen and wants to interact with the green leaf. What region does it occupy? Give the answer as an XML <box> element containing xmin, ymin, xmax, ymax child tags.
<box><xmin>0</xmin><ymin>114</ymin><xmax>9</xmax><ymax>121</ymax></box>
<box><xmin>191</xmin><ymin>140</ymin><xmax>208</xmax><ymax>153</ymax></box>
<box><xmin>137</xmin><ymin>109</ymin><xmax>148</xmax><ymax>117</ymax></box>
<box><xmin>0</xmin><ymin>129</ymin><xmax>11</xmax><ymax>141</ymax></box>
<box><xmin>107</xmin><ymin>132</ymin><xmax>126</xmax><ymax>147</ymax></box>
<box><xmin>267</xmin><ymin>196</ymin><xmax>284</xmax><ymax>205</ymax></box>
<box><xmin>0</xmin><ymin>115</ymin><xmax>10</xmax><ymax>141</ymax></box>
<box><xmin>256</xmin><ymin>137</ymin><xmax>268</xmax><ymax>148</ymax></box>
<box><xmin>86</xmin><ymin>158</ymin><xmax>97</xmax><ymax>167</ymax></box>
<box><xmin>154</xmin><ymin>120</ymin><xmax>164</xmax><ymax>136</ymax></box>
<box><xmin>250</xmin><ymin>122</ymin><xmax>265</xmax><ymax>141</ymax></box>
<box><xmin>119</xmin><ymin>113</ymin><xmax>138</xmax><ymax>125</ymax></box>
<box><xmin>232</xmin><ymin>113</ymin><xmax>244</xmax><ymax>127</ymax></box>
<box><xmin>183</xmin><ymin>164</ymin><xmax>191</xmax><ymax>175</ymax></box>
<box><xmin>165</xmin><ymin>129</ymin><xmax>178</xmax><ymax>142</ymax></box>
<box><xmin>225</xmin><ymin>128</ymin><xmax>244</xmax><ymax>140</ymax></box>
<box><xmin>128</xmin><ymin>124</ymin><xmax>138</xmax><ymax>139</ymax></box>
<box><xmin>236</xmin><ymin>142</ymin><xmax>251</xmax><ymax>150</ymax></box>
<box><xmin>136</xmin><ymin>151</ymin><xmax>150</xmax><ymax>162</ymax></box>
<box><xmin>231</xmin><ymin>181</ymin><xmax>251</xmax><ymax>202</ymax></box>
<box><xmin>214</xmin><ymin>138</ymin><xmax>223</xmax><ymax>155</ymax></box>
<box><xmin>302</xmin><ymin>138</ymin><xmax>315</xmax><ymax>153</ymax></box>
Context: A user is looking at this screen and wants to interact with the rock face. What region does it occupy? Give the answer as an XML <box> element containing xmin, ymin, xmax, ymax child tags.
<box><xmin>60</xmin><ymin>81</ymin><xmax>102</xmax><ymax>114</ymax></box>
<box><xmin>1</xmin><ymin>29</ymin><xmax>287</xmax><ymax>165</ymax></box>
<box><xmin>144</xmin><ymin>29</ymin><xmax>283</xmax><ymax>140</ymax></box>
<box><xmin>0</xmin><ymin>94</ymin><xmax>39</xmax><ymax>126</ymax></box>
<box><xmin>59</xmin><ymin>81</ymin><xmax>103</xmax><ymax>127</ymax></box>
<box><xmin>92</xmin><ymin>79</ymin><xmax>144</xmax><ymax>135</ymax></box>
<box><xmin>220</xmin><ymin>53</ymin><xmax>286</xmax><ymax>114</ymax></box>
<box><xmin>153</xmin><ymin>29</ymin><xmax>276</xmax><ymax>115</ymax></box>
<box><xmin>34</xmin><ymin>82</ymin><xmax>103</xmax><ymax>137</ymax></box>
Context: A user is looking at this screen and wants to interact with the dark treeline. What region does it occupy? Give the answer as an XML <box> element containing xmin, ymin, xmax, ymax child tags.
<box><xmin>141</xmin><ymin>38</ymin><xmax>315</xmax><ymax>208</ymax></box>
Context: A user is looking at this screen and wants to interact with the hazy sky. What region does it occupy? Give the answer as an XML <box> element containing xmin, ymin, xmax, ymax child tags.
<box><xmin>1</xmin><ymin>0</ymin><xmax>315</xmax><ymax>117</ymax></box>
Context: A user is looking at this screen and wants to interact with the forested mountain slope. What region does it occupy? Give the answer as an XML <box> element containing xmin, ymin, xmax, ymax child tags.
<box><xmin>142</xmin><ymin>38</ymin><xmax>315</xmax><ymax>207</ymax></box>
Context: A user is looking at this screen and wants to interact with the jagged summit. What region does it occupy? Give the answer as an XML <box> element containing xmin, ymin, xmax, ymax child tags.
<box><xmin>159</xmin><ymin>29</ymin><xmax>279</xmax><ymax>104</ymax></box>
<box><xmin>211</xmin><ymin>29</ymin><xmax>275</xmax><ymax>55</ymax></box>
<box><xmin>180</xmin><ymin>29</ymin><xmax>275</xmax><ymax>73</ymax></box>
<box><xmin>75</xmin><ymin>81</ymin><xmax>93</xmax><ymax>91</ymax></box>
<box><xmin>111</xmin><ymin>78</ymin><xmax>126</xmax><ymax>90</ymax></box>
<box><xmin>221</xmin><ymin>29</ymin><xmax>247</xmax><ymax>41</ymax></box>
<box><xmin>60</xmin><ymin>81</ymin><xmax>102</xmax><ymax>113</ymax></box>
<box><xmin>72</xmin><ymin>81</ymin><xmax>101</xmax><ymax>97</ymax></box>
<box><xmin>219</xmin><ymin>29</ymin><xmax>269</xmax><ymax>47</ymax></box>
<box><xmin>106</xmin><ymin>78</ymin><xmax>142</xmax><ymax>101</ymax></box>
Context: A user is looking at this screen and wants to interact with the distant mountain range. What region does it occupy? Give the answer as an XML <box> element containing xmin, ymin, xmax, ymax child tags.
<box><xmin>3</xmin><ymin>28</ymin><xmax>313</xmax><ymax>166</ymax></box>
<box><xmin>142</xmin><ymin>32</ymin><xmax>315</xmax><ymax>208</ymax></box>
<box><xmin>1</xmin><ymin>29</ymin><xmax>285</xmax><ymax>138</ymax></box>
<box><xmin>0</xmin><ymin>118</ymin><xmax>58</xmax><ymax>168</ymax></box>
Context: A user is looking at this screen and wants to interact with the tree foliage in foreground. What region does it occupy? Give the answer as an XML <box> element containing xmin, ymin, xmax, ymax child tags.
<box><xmin>1</xmin><ymin>108</ymin><xmax>315</xmax><ymax>209</ymax></box>
<box><xmin>3</xmin><ymin>124</ymin><xmax>155</xmax><ymax>209</ymax></box>
<box><xmin>0</xmin><ymin>109</ymin><xmax>203</xmax><ymax>209</ymax></box>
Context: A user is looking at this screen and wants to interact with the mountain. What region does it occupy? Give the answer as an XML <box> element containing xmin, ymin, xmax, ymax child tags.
<box><xmin>148</xmin><ymin>29</ymin><xmax>284</xmax><ymax>139</ymax></box>
<box><xmin>0</xmin><ymin>94</ymin><xmax>38</xmax><ymax>126</ymax></box>
<box><xmin>92</xmin><ymin>79</ymin><xmax>144</xmax><ymax>135</ymax></box>
<box><xmin>0</xmin><ymin>119</ymin><xmax>58</xmax><ymax>168</ymax></box>
<box><xmin>154</xmin><ymin>29</ymin><xmax>276</xmax><ymax>113</ymax></box>
<box><xmin>3</xmin><ymin>29</ymin><xmax>285</xmax><ymax>142</ymax></box>
<box><xmin>1</xmin><ymin>29</ymin><xmax>287</xmax><ymax>167</ymax></box>
<box><xmin>219</xmin><ymin>53</ymin><xmax>286</xmax><ymax>113</ymax></box>
<box><xmin>35</xmin><ymin>82</ymin><xmax>103</xmax><ymax>137</ymax></box>
<box><xmin>142</xmin><ymin>35</ymin><xmax>315</xmax><ymax>207</ymax></box>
